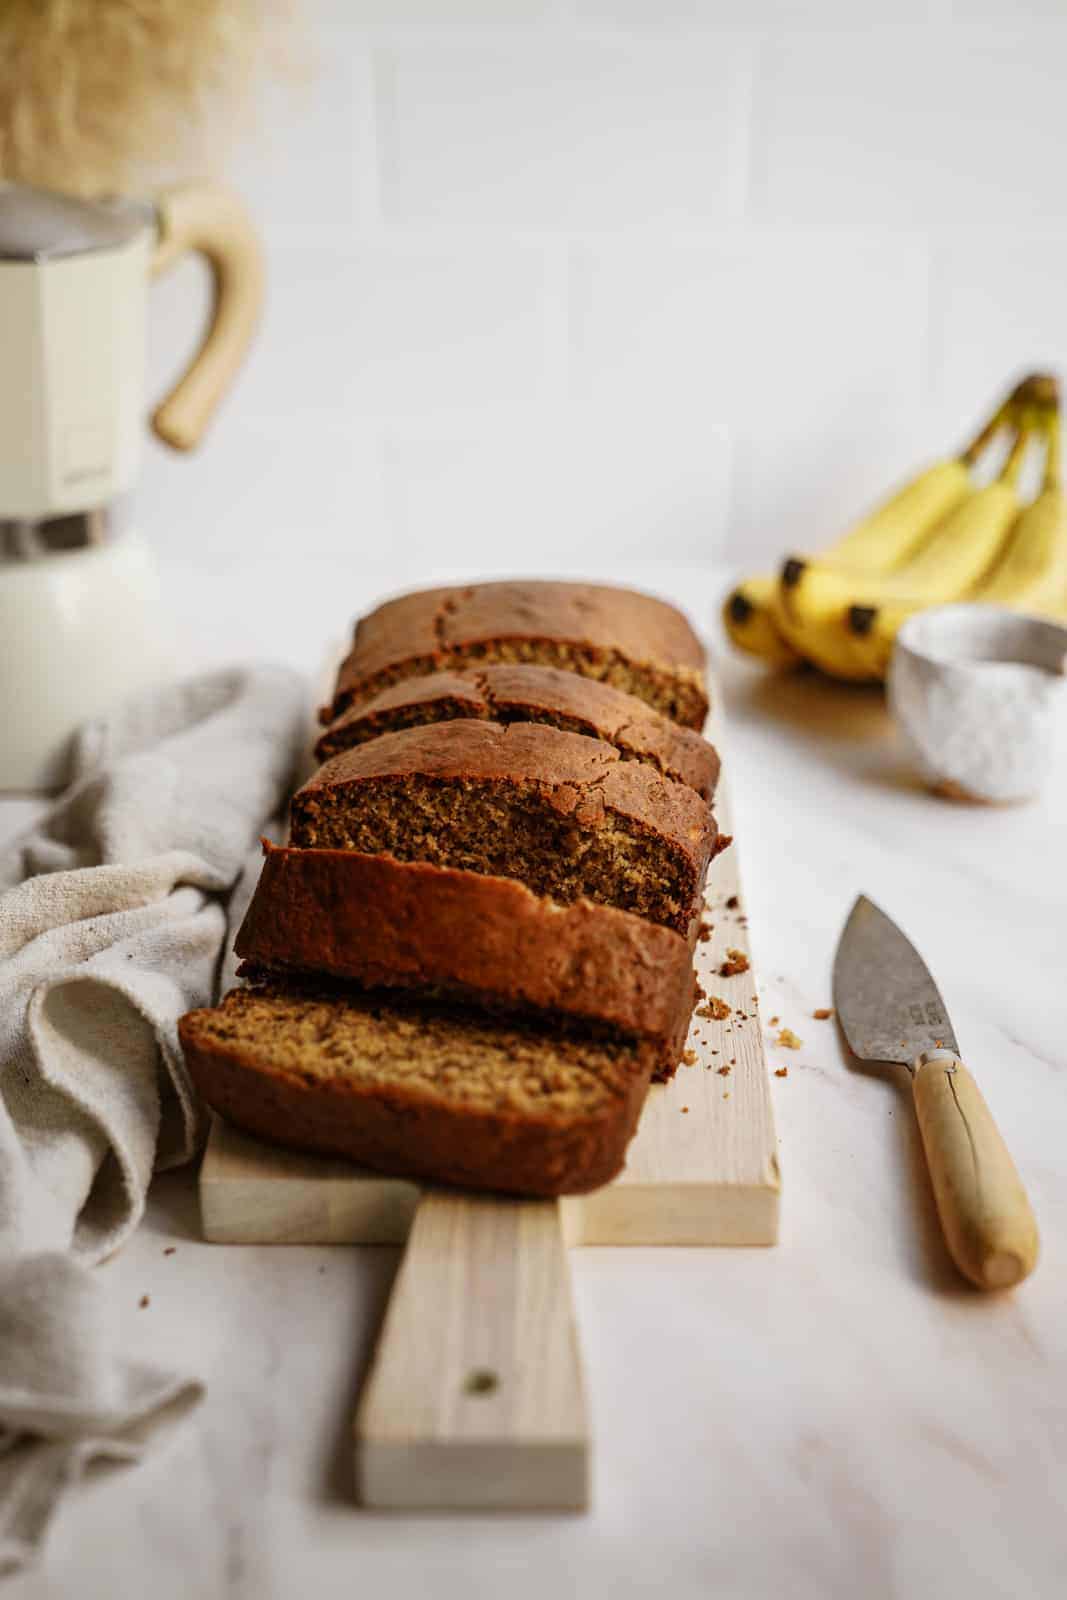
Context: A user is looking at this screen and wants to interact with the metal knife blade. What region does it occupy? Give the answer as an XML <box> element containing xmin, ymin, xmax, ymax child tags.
<box><xmin>833</xmin><ymin>895</ymin><xmax>959</xmax><ymax>1067</ymax></box>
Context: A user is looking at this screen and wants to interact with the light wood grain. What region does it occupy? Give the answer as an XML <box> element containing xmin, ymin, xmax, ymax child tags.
<box><xmin>354</xmin><ymin>1190</ymin><xmax>588</xmax><ymax>1509</ymax></box>
<box><xmin>199</xmin><ymin>693</ymin><xmax>781</xmax><ymax>1249</ymax></box>
<box><xmin>912</xmin><ymin>1052</ymin><xmax>1039</xmax><ymax>1290</ymax></box>
<box><xmin>568</xmin><ymin>756</ymin><xmax>780</xmax><ymax>1245</ymax></box>
<box><xmin>200</xmin><ymin>1121</ymin><xmax>418</xmax><ymax>1245</ymax></box>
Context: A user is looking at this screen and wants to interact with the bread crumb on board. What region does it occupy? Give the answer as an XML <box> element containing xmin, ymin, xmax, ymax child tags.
<box><xmin>813</xmin><ymin>1007</ymin><xmax>834</xmax><ymax>1021</ymax></box>
<box><xmin>697</xmin><ymin>996</ymin><xmax>732</xmax><ymax>1020</ymax></box>
<box><xmin>697</xmin><ymin>922</ymin><xmax>714</xmax><ymax>944</ymax></box>
<box><xmin>682</xmin><ymin>1047</ymin><xmax>698</xmax><ymax>1066</ymax></box>
<box><xmin>718</xmin><ymin>948</ymin><xmax>749</xmax><ymax>977</ymax></box>
<box><xmin>717</xmin><ymin>1064</ymin><xmax>731</xmax><ymax>1077</ymax></box>
<box><xmin>726</xmin><ymin>895</ymin><xmax>739</xmax><ymax>910</ymax></box>
<box><xmin>776</xmin><ymin>1028</ymin><xmax>802</xmax><ymax>1050</ymax></box>
<box><xmin>769</xmin><ymin>1015</ymin><xmax>780</xmax><ymax>1027</ymax></box>
<box><xmin>681</xmin><ymin>1106</ymin><xmax>689</xmax><ymax>1114</ymax></box>
<box><xmin>139</xmin><ymin>1295</ymin><xmax>150</xmax><ymax>1309</ymax></box>
<box><xmin>774</xmin><ymin>1067</ymin><xmax>789</xmax><ymax>1079</ymax></box>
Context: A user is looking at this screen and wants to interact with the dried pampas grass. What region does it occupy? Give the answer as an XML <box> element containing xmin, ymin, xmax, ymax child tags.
<box><xmin>0</xmin><ymin>0</ymin><xmax>292</xmax><ymax>195</ymax></box>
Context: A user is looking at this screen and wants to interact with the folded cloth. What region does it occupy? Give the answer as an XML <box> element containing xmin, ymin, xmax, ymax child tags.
<box><xmin>0</xmin><ymin>665</ymin><xmax>306</xmax><ymax>1574</ymax></box>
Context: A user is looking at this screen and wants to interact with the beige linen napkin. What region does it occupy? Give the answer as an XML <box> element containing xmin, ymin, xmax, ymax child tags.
<box><xmin>0</xmin><ymin>665</ymin><xmax>306</xmax><ymax>1574</ymax></box>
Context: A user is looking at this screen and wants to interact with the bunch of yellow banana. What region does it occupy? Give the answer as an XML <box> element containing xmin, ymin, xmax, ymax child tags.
<box><xmin>971</xmin><ymin>408</ymin><xmax>1067</xmax><ymax>615</ymax></box>
<box><xmin>724</xmin><ymin>373</ymin><xmax>1067</xmax><ymax>682</ymax></box>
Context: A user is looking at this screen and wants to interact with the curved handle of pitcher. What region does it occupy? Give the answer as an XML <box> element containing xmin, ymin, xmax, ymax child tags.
<box><xmin>150</xmin><ymin>182</ymin><xmax>265</xmax><ymax>452</ymax></box>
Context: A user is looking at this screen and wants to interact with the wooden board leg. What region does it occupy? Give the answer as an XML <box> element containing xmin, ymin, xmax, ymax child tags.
<box><xmin>354</xmin><ymin>1190</ymin><xmax>589</xmax><ymax>1511</ymax></box>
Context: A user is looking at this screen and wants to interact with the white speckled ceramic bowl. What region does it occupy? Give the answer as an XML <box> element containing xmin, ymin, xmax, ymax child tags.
<box><xmin>888</xmin><ymin>605</ymin><xmax>1067</xmax><ymax>802</ymax></box>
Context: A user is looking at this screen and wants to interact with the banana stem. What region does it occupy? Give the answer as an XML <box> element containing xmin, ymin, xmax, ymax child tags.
<box><xmin>1045</xmin><ymin>411</ymin><xmax>1061</xmax><ymax>492</ymax></box>
<box><xmin>960</xmin><ymin>403</ymin><xmax>1009</xmax><ymax>468</ymax></box>
<box><xmin>961</xmin><ymin>374</ymin><xmax>1061</xmax><ymax>468</ymax></box>
<box><xmin>1010</xmin><ymin>372</ymin><xmax>1061</xmax><ymax>415</ymax></box>
<box><xmin>999</xmin><ymin>424</ymin><xmax>1030</xmax><ymax>488</ymax></box>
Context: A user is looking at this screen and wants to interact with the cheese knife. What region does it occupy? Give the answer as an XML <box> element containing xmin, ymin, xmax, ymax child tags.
<box><xmin>833</xmin><ymin>895</ymin><xmax>1039</xmax><ymax>1291</ymax></box>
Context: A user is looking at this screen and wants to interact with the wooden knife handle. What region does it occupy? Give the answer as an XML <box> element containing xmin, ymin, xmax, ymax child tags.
<box><xmin>912</xmin><ymin>1052</ymin><xmax>1039</xmax><ymax>1290</ymax></box>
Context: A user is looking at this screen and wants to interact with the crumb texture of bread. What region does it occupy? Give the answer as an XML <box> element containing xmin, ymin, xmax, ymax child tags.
<box><xmin>316</xmin><ymin>663</ymin><xmax>720</xmax><ymax>801</ymax></box>
<box><xmin>179</xmin><ymin>983</ymin><xmax>655</xmax><ymax>1196</ymax></box>
<box><xmin>235</xmin><ymin>843</ymin><xmax>697</xmax><ymax>1052</ymax></box>
<box><xmin>290</xmin><ymin>720</ymin><xmax>720</xmax><ymax>936</ymax></box>
<box><xmin>189</xmin><ymin>582</ymin><xmax>719</xmax><ymax>1196</ymax></box>
<box><xmin>324</xmin><ymin>581</ymin><xmax>709</xmax><ymax>730</ymax></box>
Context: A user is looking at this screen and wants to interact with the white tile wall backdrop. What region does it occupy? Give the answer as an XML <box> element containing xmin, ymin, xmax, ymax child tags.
<box><xmin>141</xmin><ymin>0</ymin><xmax>1067</xmax><ymax>580</ymax></box>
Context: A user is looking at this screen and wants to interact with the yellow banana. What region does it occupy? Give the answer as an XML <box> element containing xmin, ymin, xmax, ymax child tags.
<box><xmin>722</xmin><ymin>576</ymin><xmax>802</xmax><ymax>668</ymax></box>
<box><xmin>846</xmin><ymin>425</ymin><xmax>1033</xmax><ymax>678</ymax></box>
<box><xmin>772</xmin><ymin>592</ymin><xmax>877</xmax><ymax>681</ymax></box>
<box><xmin>794</xmin><ymin>456</ymin><xmax>973</xmax><ymax>579</ymax></box>
<box><xmin>770</xmin><ymin>458</ymin><xmax>977</xmax><ymax>681</ymax></box>
<box><xmin>974</xmin><ymin>412</ymin><xmax>1067</xmax><ymax>616</ymax></box>
<box><xmin>775</xmin><ymin>397</ymin><xmax>1014</xmax><ymax>618</ymax></box>
<box><xmin>720</xmin><ymin>373</ymin><xmax>1060</xmax><ymax>681</ymax></box>
<box><xmin>769</xmin><ymin>397</ymin><xmax>1016</xmax><ymax>679</ymax></box>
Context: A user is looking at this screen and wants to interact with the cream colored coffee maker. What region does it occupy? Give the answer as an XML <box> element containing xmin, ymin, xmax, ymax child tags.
<box><xmin>0</xmin><ymin>182</ymin><xmax>263</xmax><ymax>789</ymax></box>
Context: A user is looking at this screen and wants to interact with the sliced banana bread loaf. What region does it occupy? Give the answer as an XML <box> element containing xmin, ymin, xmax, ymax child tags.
<box><xmin>315</xmin><ymin>663</ymin><xmax>720</xmax><ymax>801</ymax></box>
<box><xmin>235</xmin><ymin>842</ymin><xmax>697</xmax><ymax>1074</ymax></box>
<box><xmin>289</xmin><ymin>720</ymin><xmax>723</xmax><ymax>936</ymax></box>
<box><xmin>324</xmin><ymin>581</ymin><xmax>708</xmax><ymax>730</ymax></box>
<box><xmin>179</xmin><ymin>981</ymin><xmax>657</xmax><ymax>1196</ymax></box>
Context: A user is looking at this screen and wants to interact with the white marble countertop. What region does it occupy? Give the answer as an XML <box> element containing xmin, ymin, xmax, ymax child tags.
<box><xmin>5</xmin><ymin>558</ymin><xmax>1067</xmax><ymax>1600</ymax></box>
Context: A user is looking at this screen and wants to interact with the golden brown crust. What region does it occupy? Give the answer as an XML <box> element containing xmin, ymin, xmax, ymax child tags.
<box><xmin>235</xmin><ymin>842</ymin><xmax>697</xmax><ymax>1047</ymax></box>
<box><xmin>325</xmin><ymin>581</ymin><xmax>709</xmax><ymax>729</ymax></box>
<box><xmin>290</xmin><ymin>720</ymin><xmax>720</xmax><ymax>936</ymax></box>
<box><xmin>315</xmin><ymin>663</ymin><xmax>720</xmax><ymax>800</ymax></box>
<box><xmin>179</xmin><ymin>985</ymin><xmax>654</xmax><ymax>1196</ymax></box>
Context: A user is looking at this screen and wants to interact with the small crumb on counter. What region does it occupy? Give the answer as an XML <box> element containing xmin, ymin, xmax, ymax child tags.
<box><xmin>726</xmin><ymin>895</ymin><xmax>739</xmax><ymax>910</ymax></box>
<box><xmin>717</xmin><ymin>1064</ymin><xmax>731</xmax><ymax>1077</ymax></box>
<box><xmin>776</xmin><ymin>1028</ymin><xmax>802</xmax><ymax>1050</ymax></box>
<box><xmin>774</xmin><ymin>1067</ymin><xmax>789</xmax><ymax>1079</ymax></box>
<box><xmin>813</xmin><ymin>1007</ymin><xmax>834</xmax><ymax>1021</ymax></box>
<box><xmin>682</xmin><ymin>1048</ymin><xmax>698</xmax><ymax>1066</ymax></box>
<box><xmin>681</xmin><ymin>1106</ymin><xmax>689</xmax><ymax>1114</ymax></box>
<box><xmin>139</xmin><ymin>1295</ymin><xmax>150</xmax><ymax>1309</ymax></box>
<box><xmin>697</xmin><ymin>996</ymin><xmax>732</xmax><ymax>1020</ymax></box>
<box><xmin>769</xmin><ymin>1015</ymin><xmax>780</xmax><ymax>1027</ymax></box>
<box><xmin>718</xmin><ymin>948</ymin><xmax>749</xmax><ymax>977</ymax></box>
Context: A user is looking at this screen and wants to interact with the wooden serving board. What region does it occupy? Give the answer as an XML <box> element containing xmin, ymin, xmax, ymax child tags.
<box><xmin>199</xmin><ymin>699</ymin><xmax>779</xmax><ymax>1509</ymax></box>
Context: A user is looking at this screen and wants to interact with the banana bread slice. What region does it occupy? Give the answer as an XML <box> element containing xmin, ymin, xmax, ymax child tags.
<box><xmin>289</xmin><ymin>720</ymin><xmax>723</xmax><ymax>935</ymax></box>
<box><xmin>179</xmin><ymin>981</ymin><xmax>657</xmax><ymax>1196</ymax></box>
<box><xmin>234</xmin><ymin>842</ymin><xmax>697</xmax><ymax>1073</ymax></box>
<box><xmin>315</xmin><ymin>663</ymin><xmax>720</xmax><ymax>801</ymax></box>
<box><xmin>324</xmin><ymin>580</ymin><xmax>708</xmax><ymax>730</ymax></box>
